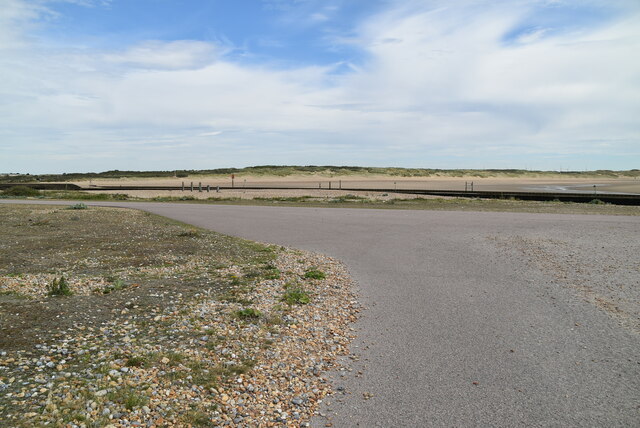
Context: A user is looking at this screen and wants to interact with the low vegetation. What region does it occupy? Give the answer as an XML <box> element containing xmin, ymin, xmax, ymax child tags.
<box><xmin>1</xmin><ymin>186</ymin><xmax>41</xmax><ymax>197</ymax></box>
<box><xmin>304</xmin><ymin>269</ymin><xmax>326</xmax><ymax>280</ymax></box>
<box><xmin>67</xmin><ymin>202</ymin><xmax>87</xmax><ymax>210</ymax></box>
<box><xmin>234</xmin><ymin>307</ymin><xmax>263</xmax><ymax>320</ymax></box>
<box><xmin>194</xmin><ymin>196</ymin><xmax>640</xmax><ymax>216</ymax></box>
<box><xmin>282</xmin><ymin>283</ymin><xmax>311</xmax><ymax>305</ymax></box>
<box><xmin>0</xmin><ymin>204</ymin><xmax>356</xmax><ymax>427</ymax></box>
<box><xmin>2</xmin><ymin>166</ymin><xmax>639</xmax><ymax>183</ymax></box>
<box><xmin>46</xmin><ymin>276</ymin><xmax>72</xmax><ymax>296</ymax></box>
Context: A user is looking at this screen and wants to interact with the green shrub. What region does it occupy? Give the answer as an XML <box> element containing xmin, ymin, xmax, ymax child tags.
<box><xmin>262</xmin><ymin>264</ymin><xmax>281</xmax><ymax>280</ymax></box>
<box><xmin>102</xmin><ymin>279</ymin><xmax>126</xmax><ymax>294</ymax></box>
<box><xmin>304</xmin><ymin>269</ymin><xmax>326</xmax><ymax>280</ymax></box>
<box><xmin>234</xmin><ymin>308</ymin><xmax>262</xmax><ymax>320</ymax></box>
<box><xmin>589</xmin><ymin>199</ymin><xmax>606</xmax><ymax>204</ymax></box>
<box><xmin>67</xmin><ymin>203</ymin><xmax>87</xmax><ymax>210</ymax></box>
<box><xmin>125</xmin><ymin>356</ymin><xmax>147</xmax><ymax>367</ymax></box>
<box><xmin>282</xmin><ymin>287</ymin><xmax>310</xmax><ymax>305</ymax></box>
<box><xmin>109</xmin><ymin>386</ymin><xmax>149</xmax><ymax>411</ymax></box>
<box><xmin>44</xmin><ymin>191</ymin><xmax>126</xmax><ymax>201</ymax></box>
<box><xmin>2</xmin><ymin>186</ymin><xmax>40</xmax><ymax>197</ymax></box>
<box><xmin>47</xmin><ymin>276</ymin><xmax>72</xmax><ymax>296</ymax></box>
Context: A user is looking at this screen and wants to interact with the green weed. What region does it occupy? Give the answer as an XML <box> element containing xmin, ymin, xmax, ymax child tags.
<box><xmin>109</xmin><ymin>386</ymin><xmax>149</xmax><ymax>411</ymax></box>
<box><xmin>67</xmin><ymin>203</ymin><xmax>88</xmax><ymax>210</ymax></box>
<box><xmin>304</xmin><ymin>269</ymin><xmax>326</xmax><ymax>280</ymax></box>
<box><xmin>47</xmin><ymin>276</ymin><xmax>72</xmax><ymax>296</ymax></box>
<box><xmin>101</xmin><ymin>278</ymin><xmax>126</xmax><ymax>294</ymax></box>
<box><xmin>234</xmin><ymin>308</ymin><xmax>262</xmax><ymax>320</ymax></box>
<box><xmin>282</xmin><ymin>287</ymin><xmax>310</xmax><ymax>305</ymax></box>
<box><xmin>125</xmin><ymin>355</ymin><xmax>147</xmax><ymax>367</ymax></box>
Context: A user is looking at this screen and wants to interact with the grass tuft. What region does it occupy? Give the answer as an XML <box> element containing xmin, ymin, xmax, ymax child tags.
<box><xmin>47</xmin><ymin>276</ymin><xmax>73</xmax><ymax>296</ymax></box>
<box><xmin>234</xmin><ymin>308</ymin><xmax>262</xmax><ymax>320</ymax></box>
<box><xmin>304</xmin><ymin>269</ymin><xmax>326</xmax><ymax>280</ymax></box>
<box><xmin>67</xmin><ymin>203</ymin><xmax>88</xmax><ymax>210</ymax></box>
<box><xmin>282</xmin><ymin>286</ymin><xmax>311</xmax><ymax>305</ymax></box>
<box><xmin>109</xmin><ymin>386</ymin><xmax>149</xmax><ymax>411</ymax></box>
<box><xmin>125</xmin><ymin>355</ymin><xmax>147</xmax><ymax>367</ymax></box>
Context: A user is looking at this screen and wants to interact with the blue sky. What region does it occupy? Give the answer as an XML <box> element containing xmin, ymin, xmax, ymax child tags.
<box><xmin>1</xmin><ymin>0</ymin><xmax>639</xmax><ymax>173</ymax></box>
<box><xmin>41</xmin><ymin>0</ymin><xmax>378</xmax><ymax>65</ymax></box>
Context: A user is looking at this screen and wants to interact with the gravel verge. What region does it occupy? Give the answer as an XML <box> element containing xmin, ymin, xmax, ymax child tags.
<box><xmin>0</xmin><ymin>206</ymin><xmax>359</xmax><ymax>427</ymax></box>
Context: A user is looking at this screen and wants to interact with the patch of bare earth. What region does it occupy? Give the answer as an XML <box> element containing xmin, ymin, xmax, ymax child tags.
<box><xmin>0</xmin><ymin>205</ymin><xmax>359</xmax><ymax>427</ymax></box>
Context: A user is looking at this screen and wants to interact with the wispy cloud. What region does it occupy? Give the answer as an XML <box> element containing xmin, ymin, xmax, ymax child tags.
<box><xmin>0</xmin><ymin>0</ymin><xmax>639</xmax><ymax>173</ymax></box>
<box><xmin>103</xmin><ymin>40</ymin><xmax>220</xmax><ymax>70</ymax></box>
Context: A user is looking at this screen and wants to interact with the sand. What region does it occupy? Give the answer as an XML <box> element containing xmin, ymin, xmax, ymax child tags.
<box><xmin>92</xmin><ymin>188</ymin><xmax>440</xmax><ymax>201</ymax></box>
<box><xmin>73</xmin><ymin>175</ymin><xmax>640</xmax><ymax>194</ymax></box>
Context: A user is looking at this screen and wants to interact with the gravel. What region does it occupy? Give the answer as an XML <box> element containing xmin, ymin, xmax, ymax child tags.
<box><xmin>0</xmin><ymin>244</ymin><xmax>359</xmax><ymax>426</ymax></box>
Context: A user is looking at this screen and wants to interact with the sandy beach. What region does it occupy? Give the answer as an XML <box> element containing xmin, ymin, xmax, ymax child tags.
<box><xmin>71</xmin><ymin>175</ymin><xmax>640</xmax><ymax>197</ymax></box>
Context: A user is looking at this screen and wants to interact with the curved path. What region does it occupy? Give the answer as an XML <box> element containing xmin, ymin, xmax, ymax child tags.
<box><xmin>3</xmin><ymin>201</ymin><xmax>639</xmax><ymax>426</ymax></box>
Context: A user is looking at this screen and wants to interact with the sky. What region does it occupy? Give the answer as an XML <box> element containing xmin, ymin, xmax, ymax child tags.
<box><xmin>1</xmin><ymin>0</ymin><xmax>639</xmax><ymax>174</ymax></box>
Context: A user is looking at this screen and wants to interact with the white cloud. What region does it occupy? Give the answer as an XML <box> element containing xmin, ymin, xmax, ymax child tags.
<box><xmin>103</xmin><ymin>40</ymin><xmax>220</xmax><ymax>70</ymax></box>
<box><xmin>0</xmin><ymin>0</ymin><xmax>639</xmax><ymax>173</ymax></box>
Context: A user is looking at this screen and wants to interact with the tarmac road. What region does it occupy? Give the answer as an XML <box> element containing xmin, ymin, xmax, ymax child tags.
<box><xmin>3</xmin><ymin>201</ymin><xmax>639</xmax><ymax>426</ymax></box>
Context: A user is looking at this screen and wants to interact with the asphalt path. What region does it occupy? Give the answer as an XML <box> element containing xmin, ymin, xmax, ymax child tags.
<box><xmin>3</xmin><ymin>200</ymin><xmax>639</xmax><ymax>426</ymax></box>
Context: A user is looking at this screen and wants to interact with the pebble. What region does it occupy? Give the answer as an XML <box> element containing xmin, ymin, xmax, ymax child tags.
<box><xmin>0</xmin><ymin>244</ymin><xmax>359</xmax><ymax>427</ymax></box>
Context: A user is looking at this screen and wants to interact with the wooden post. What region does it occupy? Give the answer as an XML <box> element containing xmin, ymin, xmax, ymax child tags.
<box><xmin>329</xmin><ymin>181</ymin><xmax>331</xmax><ymax>189</ymax></box>
<box><xmin>216</xmin><ymin>186</ymin><xmax>220</xmax><ymax>193</ymax></box>
<box><xmin>207</xmin><ymin>185</ymin><xmax>210</xmax><ymax>193</ymax></box>
<box><xmin>465</xmin><ymin>182</ymin><xmax>468</xmax><ymax>192</ymax></box>
<box><xmin>182</xmin><ymin>181</ymin><xmax>184</xmax><ymax>192</ymax></box>
<box><xmin>199</xmin><ymin>182</ymin><xmax>202</xmax><ymax>192</ymax></box>
<box><xmin>190</xmin><ymin>182</ymin><xmax>193</xmax><ymax>192</ymax></box>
